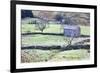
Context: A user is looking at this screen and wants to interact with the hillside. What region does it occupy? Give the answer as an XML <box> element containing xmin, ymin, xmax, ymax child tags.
<box><xmin>21</xmin><ymin>10</ymin><xmax>90</xmax><ymax>26</ymax></box>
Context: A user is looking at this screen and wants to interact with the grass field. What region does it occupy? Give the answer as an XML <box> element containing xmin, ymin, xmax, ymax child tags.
<box><xmin>21</xmin><ymin>24</ymin><xmax>90</xmax><ymax>35</ymax></box>
<box><xmin>22</xmin><ymin>24</ymin><xmax>63</xmax><ymax>33</ymax></box>
<box><xmin>22</xmin><ymin>35</ymin><xmax>67</xmax><ymax>46</ymax></box>
<box><xmin>80</xmin><ymin>25</ymin><xmax>90</xmax><ymax>35</ymax></box>
<box><xmin>21</xmin><ymin>24</ymin><xmax>90</xmax><ymax>46</ymax></box>
<box><xmin>21</xmin><ymin>24</ymin><xmax>90</xmax><ymax>63</ymax></box>
<box><xmin>21</xmin><ymin>49</ymin><xmax>90</xmax><ymax>63</ymax></box>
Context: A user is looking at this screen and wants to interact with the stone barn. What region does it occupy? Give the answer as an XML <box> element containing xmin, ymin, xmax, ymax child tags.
<box><xmin>64</xmin><ymin>25</ymin><xmax>80</xmax><ymax>37</ymax></box>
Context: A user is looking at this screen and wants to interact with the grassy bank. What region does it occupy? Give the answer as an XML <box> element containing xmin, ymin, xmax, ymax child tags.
<box><xmin>21</xmin><ymin>49</ymin><xmax>90</xmax><ymax>63</ymax></box>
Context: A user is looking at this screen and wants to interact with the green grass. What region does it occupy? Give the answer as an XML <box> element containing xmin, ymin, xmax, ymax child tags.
<box><xmin>21</xmin><ymin>24</ymin><xmax>90</xmax><ymax>63</ymax></box>
<box><xmin>22</xmin><ymin>24</ymin><xmax>63</xmax><ymax>33</ymax></box>
<box><xmin>22</xmin><ymin>24</ymin><xmax>90</xmax><ymax>35</ymax></box>
<box><xmin>21</xmin><ymin>49</ymin><xmax>90</xmax><ymax>63</ymax></box>
<box><xmin>21</xmin><ymin>24</ymin><xmax>90</xmax><ymax>46</ymax></box>
<box><xmin>22</xmin><ymin>35</ymin><xmax>66</xmax><ymax>46</ymax></box>
<box><xmin>50</xmin><ymin>49</ymin><xmax>90</xmax><ymax>61</ymax></box>
<box><xmin>80</xmin><ymin>25</ymin><xmax>90</xmax><ymax>35</ymax></box>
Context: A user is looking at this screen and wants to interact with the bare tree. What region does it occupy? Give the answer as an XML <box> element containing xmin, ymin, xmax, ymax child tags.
<box><xmin>64</xmin><ymin>36</ymin><xmax>74</xmax><ymax>46</ymax></box>
<box><xmin>33</xmin><ymin>18</ymin><xmax>47</xmax><ymax>32</ymax></box>
<box><xmin>37</xmin><ymin>23</ymin><xmax>46</xmax><ymax>32</ymax></box>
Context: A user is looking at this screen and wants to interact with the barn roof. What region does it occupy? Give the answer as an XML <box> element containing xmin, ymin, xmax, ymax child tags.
<box><xmin>64</xmin><ymin>25</ymin><xmax>79</xmax><ymax>30</ymax></box>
